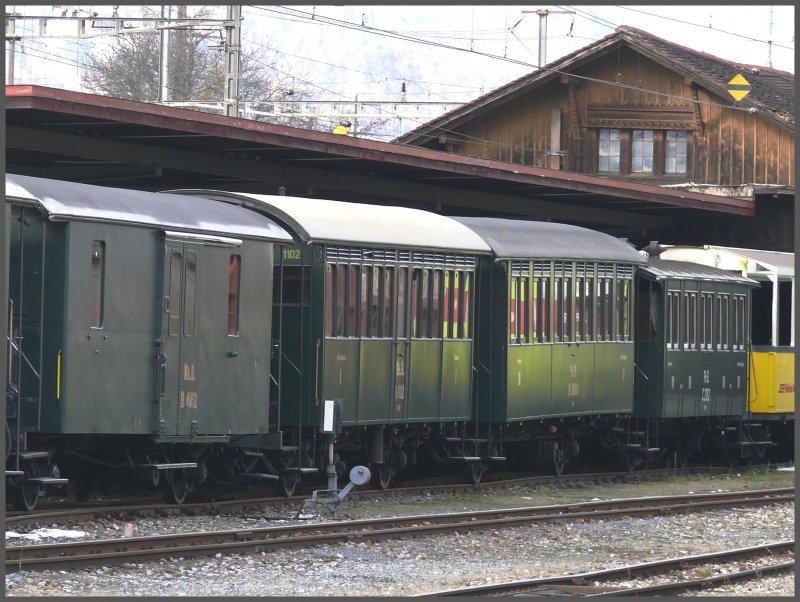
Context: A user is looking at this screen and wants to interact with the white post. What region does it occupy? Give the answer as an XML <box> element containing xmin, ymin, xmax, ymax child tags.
<box><xmin>769</xmin><ymin>272</ymin><xmax>779</xmax><ymax>346</ymax></box>
<box><xmin>790</xmin><ymin>276</ymin><xmax>795</xmax><ymax>347</ymax></box>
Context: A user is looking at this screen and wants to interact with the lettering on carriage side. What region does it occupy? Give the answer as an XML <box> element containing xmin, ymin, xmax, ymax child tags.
<box><xmin>703</xmin><ymin>369</ymin><xmax>710</xmax><ymax>384</ymax></box>
<box><xmin>569</xmin><ymin>363</ymin><xmax>577</xmax><ymax>378</ymax></box>
<box><xmin>701</xmin><ymin>388</ymin><xmax>711</xmax><ymax>402</ymax></box>
<box><xmin>183</xmin><ymin>363</ymin><xmax>196</xmax><ymax>382</ymax></box>
<box><xmin>568</xmin><ymin>383</ymin><xmax>579</xmax><ymax>397</ymax></box>
<box><xmin>778</xmin><ymin>383</ymin><xmax>794</xmax><ymax>394</ymax></box>
<box><xmin>282</xmin><ymin>249</ymin><xmax>301</xmax><ymax>261</ymax></box>
<box><xmin>337</xmin><ymin>354</ymin><xmax>347</xmax><ymax>361</ymax></box>
<box><xmin>180</xmin><ymin>390</ymin><xmax>198</xmax><ymax>409</ymax></box>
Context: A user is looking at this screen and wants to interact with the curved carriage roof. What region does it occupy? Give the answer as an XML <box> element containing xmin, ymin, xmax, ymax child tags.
<box><xmin>451</xmin><ymin>216</ymin><xmax>645</xmax><ymax>263</ymax></box>
<box><xmin>6</xmin><ymin>174</ymin><xmax>292</xmax><ymax>243</ymax></box>
<box><xmin>639</xmin><ymin>257</ymin><xmax>759</xmax><ymax>286</ymax></box>
<box><xmin>171</xmin><ymin>190</ymin><xmax>491</xmax><ymax>254</ymax></box>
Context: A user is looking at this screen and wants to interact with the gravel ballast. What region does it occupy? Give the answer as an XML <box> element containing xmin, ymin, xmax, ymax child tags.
<box><xmin>5</xmin><ymin>470</ymin><xmax>795</xmax><ymax>597</ymax></box>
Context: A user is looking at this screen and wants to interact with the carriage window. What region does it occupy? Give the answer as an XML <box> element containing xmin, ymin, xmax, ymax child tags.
<box><xmin>462</xmin><ymin>272</ymin><xmax>472</xmax><ymax>339</ymax></box>
<box><xmin>168</xmin><ymin>251</ymin><xmax>182</xmax><ymax>337</ymax></box>
<box><xmin>397</xmin><ymin>267</ymin><xmax>407</xmax><ymax>338</ymax></box>
<box><xmin>276</xmin><ymin>265</ymin><xmax>310</xmax><ymax>305</ymax></box>
<box><xmin>371</xmin><ymin>266</ymin><xmax>382</xmax><ymax>337</ymax></box>
<box><xmin>452</xmin><ymin>271</ymin><xmax>462</xmax><ymax>339</ymax></box>
<box><xmin>334</xmin><ymin>264</ymin><xmax>346</xmax><ymax>337</ymax></box>
<box><xmin>667</xmin><ymin>291</ymin><xmax>680</xmax><ymax>349</ymax></box>
<box><xmin>585</xmin><ymin>274</ymin><xmax>595</xmax><ymax>341</ymax></box>
<box><xmin>431</xmin><ymin>270</ymin><xmax>442</xmax><ymax>338</ymax></box>
<box><xmin>718</xmin><ymin>294</ymin><xmax>729</xmax><ymax>350</ymax></box>
<box><xmin>227</xmin><ymin>254</ymin><xmax>240</xmax><ymax>336</ymax></box>
<box><xmin>733</xmin><ymin>295</ymin><xmax>746</xmax><ymax>350</ymax></box>
<box><xmin>360</xmin><ymin>266</ymin><xmax>370</xmax><ymax>337</ymax></box>
<box><xmin>563</xmin><ymin>276</ymin><xmax>572</xmax><ymax>341</ymax></box>
<box><xmin>685</xmin><ymin>292</ymin><xmax>696</xmax><ymax>349</ymax></box>
<box><xmin>701</xmin><ymin>293</ymin><xmax>713</xmax><ymax>350</ymax></box>
<box><xmin>575</xmin><ymin>274</ymin><xmax>584</xmax><ymax>341</ymax></box>
<box><xmin>537</xmin><ymin>276</ymin><xmax>551</xmax><ymax>343</ymax></box>
<box><xmin>509</xmin><ymin>278</ymin><xmax>516</xmax><ymax>343</ymax></box>
<box><xmin>90</xmin><ymin>240</ymin><xmax>105</xmax><ymax>328</ymax></box>
<box><xmin>616</xmin><ymin>276</ymin><xmax>631</xmax><ymax>341</ymax></box>
<box><xmin>597</xmin><ymin>277</ymin><xmax>612</xmax><ymax>341</ymax></box>
<box><xmin>444</xmin><ymin>271</ymin><xmax>452</xmax><ymax>339</ymax></box>
<box><xmin>184</xmin><ymin>252</ymin><xmax>197</xmax><ymax>337</ymax></box>
<box><xmin>382</xmin><ymin>267</ymin><xmax>393</xmax><ymax>338</ymax></box>
<box><xmin>553</xmin><ymin>275</ymin><xmax>563</xmax><ymax>341</ymax></box>
<box><xmin>347</xmin><ymin>265</ymin><xmax>359</xmax><ymax>337</ymax></box>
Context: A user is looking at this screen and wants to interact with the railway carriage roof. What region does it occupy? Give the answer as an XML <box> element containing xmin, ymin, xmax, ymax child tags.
<box><xmin>6</xmin><ymin>174</ymin><xmax>292</xmax><ymax>243</ymax></box>
<box><xmin>639</xmin><ymin>257</ymin><xmax>759</xmax><ymax>286</ymax></box>
<box><xmin>450</xmin><ymin>217</ymin><xmax>645</xmax><ymax>263</ymax></box>
<box><xmin>171</xmin><ymin>190</ymin><xmax>491</xmax><ymax>253</ymax></box>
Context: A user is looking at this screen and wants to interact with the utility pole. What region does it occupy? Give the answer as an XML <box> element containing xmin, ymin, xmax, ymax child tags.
<box><xmin>6</xmin><ymin>12</ymin><xmax>20</xmax><ymax>84</ymax></box>
<box><xmin>159</xmin><ymin>5</ymin><xmax>171</xmax><ymax>103</ymax></box>
<box><xmin>522</xmin><ymin>9</ymin><xmax>574</xmax><ymax>67</ymax></box>
<box><xmin>224</xmin><ymin>4</ymin><xmax>241</xmax><ymax>118</ymax></box>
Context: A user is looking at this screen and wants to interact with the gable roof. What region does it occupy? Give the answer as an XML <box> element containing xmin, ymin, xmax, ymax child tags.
<box><xmin>397</xmin><ymin>26</ymin><xmax>794</xmax><ymax>146</ymax></box>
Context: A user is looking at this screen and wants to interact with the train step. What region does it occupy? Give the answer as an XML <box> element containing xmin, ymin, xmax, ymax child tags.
<box><xmin>238</xmin><ymin>472</ymin><xmax>279</xmax><ymax>482</ymax></box>
<box><xmin>488</xmin><ymin>456</ymin><xmax>507</xmax><ymax>462</ymax></box>
<box><xmin>444</xmin><ymin>437</ymin><xmax>488</xmax><ymax>443</ymax></box>
<box><xmin>241</xmin><ymin>450</ymin><xmax>264</xmax><ymax>457</ymax></box>
<box><xmin>282</xmin><ymin>467</ymin><xmax>319</xmax><ymax>474</ymax></box>
<box><xmin>132</xmin><ymin>462</ymin><xmax>198</xmax><ymax>471</ymax></box>
<box><xmin>17</xmin><ymin>451</ymin><xmax>48</xmax><ymax>461</ymax></box>
<box><xmin>5</xmin><ymin>470</ymin><xmax>24</xmax><ymax>477</ymax></box>
<box><xmin>22</xmin><ymin>477</ymin><xmax>68</xmax><ymax>486</ymax></box>
<box><xmin>448</xmin><ymin>456</ymin><xmax>482</xmax><ymax>462</ymax></box>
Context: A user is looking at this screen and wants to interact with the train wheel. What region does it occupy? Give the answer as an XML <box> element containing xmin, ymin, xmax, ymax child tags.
<box><xmin>161</xmin><ymin>469</ymin><xmax>188</xmax><ymax>505</ymax></box>
<box><xmin>371</xmin><ymin>463</ymin><xmax>392</xmax><ymax>490</ymax></box>
<box><xmin>545</xmin><ymin>440</ymin><xmax>565</xmax><ymax>476</ymax></box>
<box><xmin>274</xmin><ymin>472</ymin><xmax>300</xmax><ymax>498</ymax></box>
<box><xmin>14</xmin><ymin>483</ymin><xmax>39</xmax><ymax>511</ymax></box>
<box><xmin>465</xmin><ymin>460</ymin><xmax>485</xmax><ymax>485</ymax></box>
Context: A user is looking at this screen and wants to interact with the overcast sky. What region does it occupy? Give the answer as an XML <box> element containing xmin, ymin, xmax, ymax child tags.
<box><xmin>5</xmin><ymin>4</ymin><xmax>794</xmax><ymax>137</ymax></box>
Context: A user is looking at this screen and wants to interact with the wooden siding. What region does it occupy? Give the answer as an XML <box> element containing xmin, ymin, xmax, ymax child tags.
<box><xmin>446</xmin><ymin>47</ymin><xmax>793</xmax><ymax>187</ymax></box>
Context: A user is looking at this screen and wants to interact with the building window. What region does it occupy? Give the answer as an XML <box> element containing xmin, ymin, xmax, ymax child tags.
<box><xmin>665</xmin><ymin>130</ymin><xmax>688</xmax><ymax>174</ymax></box>
<box><xmin>631</xmin><ymin>130</ymin><xmax>654</xmax><ymax>173</ymax></box>
<box><xmin>598</xmin><ymin>128</ymin><xmax>621</xmax><ymax>172</ymax></box>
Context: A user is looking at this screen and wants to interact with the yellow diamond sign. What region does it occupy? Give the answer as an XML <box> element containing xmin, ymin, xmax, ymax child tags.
<box><xmin>727</xmin><ymin>74</ymin><xmax>751</xmax><ymax>101</ymax></box>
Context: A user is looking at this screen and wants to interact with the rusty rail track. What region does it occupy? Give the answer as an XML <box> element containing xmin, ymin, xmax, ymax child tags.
<box><xmin>418</xmin><ymin>541</ymin><xmax>795</xmax><ymax>597</ymax></box>
<box><xmin>6</xmin><ymin>487</ymin><xmax>793</xmax><ymax>573</ymax></box>
<box><xmin>4</xmin><ymin>465</ymin><xmax>741</xmax><ymax>529</ymax></box>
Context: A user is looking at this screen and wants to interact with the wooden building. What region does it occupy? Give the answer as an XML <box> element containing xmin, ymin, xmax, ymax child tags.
<box><xmin>398</xmin><ymin>27</ymin><xmax>794</xmax><ymax>251</ymax></box>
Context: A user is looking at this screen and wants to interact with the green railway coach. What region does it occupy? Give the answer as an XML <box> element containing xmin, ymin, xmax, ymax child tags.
<box><xmin>634</xmin><ymin>254</ymin><xmax>767</xmax><ymax>465</ymax></box>
<box><xmin>453</xmin><ymin>217</ymin><xmax>646</xmax><ymax>475</ymax></box>
<box><xmin>174</xmin><ymin>190</ymin><xmax>491</xmax><ymax>489</ymax></box>
<box><xmin>5</xmin><ymin>175</ymin><xmax>292</xmax><ymax>508</ymax></box>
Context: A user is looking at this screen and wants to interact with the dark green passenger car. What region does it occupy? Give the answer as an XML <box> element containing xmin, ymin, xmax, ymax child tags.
<box><xmin>453</xmin><ymin>217</ymin><xmax>646</xmax><ymax>475</ymax></box>
<box><xmin>5</xmin><ymin>175</ymin><xmax>291</xmax><ymax>508</ymax></box>
<box><xmin>634</xmin><ymin>254</ymin><xmax>765</xmax><ymax>465</ymax></box>
<box><xmin>176</xmin><ymin>190</ymin><xmax>491</xmax><ymax>489</ymax></box>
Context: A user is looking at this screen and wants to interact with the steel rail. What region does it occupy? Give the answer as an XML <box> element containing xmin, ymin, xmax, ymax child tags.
<box><xmin>3</xmin><ymin>465</ymin><xmax>743</xmax><ymax>528</ymax></box>
<box><xmin>6</xmin><ymin>488</ymin><xmax>793</xmax><ymax>573</ymax></box>
<box><xmin>417</xmin><ymin>541</ymin><xmax>795</xmax><ymax>597</ymax></box>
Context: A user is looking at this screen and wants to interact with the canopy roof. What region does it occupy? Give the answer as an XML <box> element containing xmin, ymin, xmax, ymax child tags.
<box><xmin>6</xmin><ymin>174</ymin><xmax>292</xmax><ymax>243</ymax></box>
<box><xmin>451</xmin><ymin>216</ymin><xmax>645</xmax><ymax>263</ymax></box>
<box><xmin>639</xmin><ymin>257</ymin><xmax>758</xmax><ymax>285</ymax></box>
<box><xmin>660</xmin><ymin>245</ymin><xmax>794</xmax><ymax>280</ymax></box>
<box><xmin>173</xmin><ymin>190</ymin><xmax>491</xmax><ymax>254</ymax></box>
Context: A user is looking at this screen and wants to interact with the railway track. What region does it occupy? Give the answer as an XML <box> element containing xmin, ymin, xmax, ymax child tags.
<box><xmin>417</xmin><ymin>541</ymin><xmax>795</xmax><ymax>596</ymax></box>
<box><xmin>6</xmin><ymin>487</ymin><xmax>793</xmax><ymax>573</ymax></box>
<box><xmin>4</xmin><ymin>465</ymin><xmax>737</xmax><ymax>529</ymax></box>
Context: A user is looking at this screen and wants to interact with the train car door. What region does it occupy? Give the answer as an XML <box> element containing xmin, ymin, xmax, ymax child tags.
<box><xmin>157</xmin><ymin>239</ymin><xmax>201</xmax><ymax>437</ymax></box>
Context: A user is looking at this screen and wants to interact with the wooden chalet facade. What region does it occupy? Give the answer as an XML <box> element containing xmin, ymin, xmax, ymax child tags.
<box><xmin>397</xmin><ymin>27</ymin><xmax>794</xmax><ymax>250</ymax></box>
